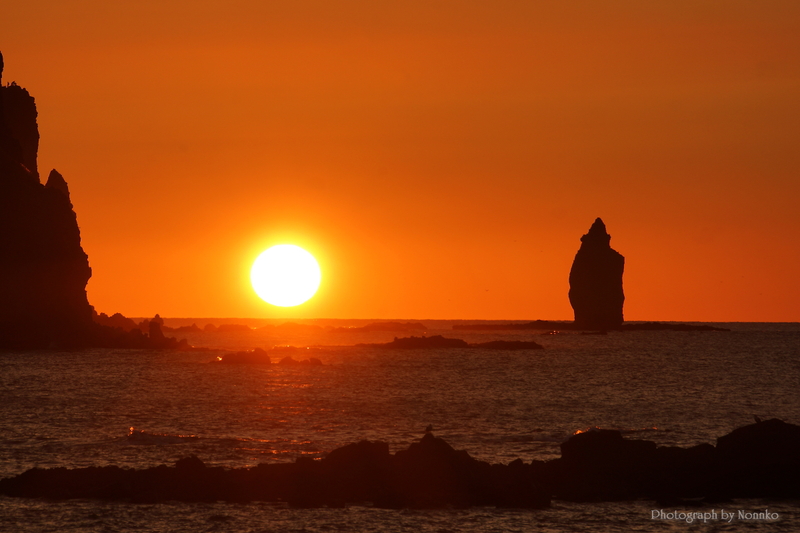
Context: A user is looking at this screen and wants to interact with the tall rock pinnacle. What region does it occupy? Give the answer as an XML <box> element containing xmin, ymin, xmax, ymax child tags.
<box><xmin>0</xmin><ymin>52</ymin><xmax>192</xmax><ymax>349</ymax></box>
<box><xmin>0</xmin><ymin>51</ymin><xmax>94</xmax><ymax>348</ymax></box>
<box><xmin>568</xmin><ymin>218</ymin><xmax>625</xmax><ymax>330</ymax></box>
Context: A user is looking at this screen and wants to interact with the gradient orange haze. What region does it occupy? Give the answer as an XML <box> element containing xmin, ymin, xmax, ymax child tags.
<box><xmin>2</xmin><ymin>1</ymin><xmax>798</xmax><ymax>321</ymax></box>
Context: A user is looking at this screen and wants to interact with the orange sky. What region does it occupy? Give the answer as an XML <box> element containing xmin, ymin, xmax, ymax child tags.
<box><xmin>2</xmin><ymin>1</ymin><xmax>799</xmax><ymax>321</ymax></box>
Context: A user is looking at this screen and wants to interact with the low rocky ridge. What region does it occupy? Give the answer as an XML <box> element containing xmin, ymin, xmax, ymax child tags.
<box><xmin>2</xmin><ymin>419</ymin><xmax>797</xmax><ymax>508</ymax></box>
<box><xmin>215</xmin><ymin>347</ymin><xmax>323</xmax><ymax>365</ymax></box>
<box><xmin>214</xmin><ymin>337</ymin><xmax>543</xmax><ymax>363</ymax></box>
<box><xmin>454</xmin><ymin>321</ymin><xmax>730</xmax><ymax>332</ymax></box>
<box><xmin>330</xmin><ymin>322</ymin><xmax>428</xmax><ymax>333</ymax></box>
<box><xmin>358</xmin><ymin>335</ymin><xmax>544</xmax><ymax>350</ymax></box>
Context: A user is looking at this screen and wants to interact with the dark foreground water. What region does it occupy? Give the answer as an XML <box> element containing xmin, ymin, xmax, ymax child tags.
<box><xmin>1</xmin><ymin>321</ymin><xmax>798</xmax><ymax>531</ymax></box>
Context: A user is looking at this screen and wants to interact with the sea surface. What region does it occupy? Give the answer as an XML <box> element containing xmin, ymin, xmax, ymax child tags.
<box><xmin>1</xmin><ymin>320</ymin><xmax>799</xmax><ymax>532</ymax></box>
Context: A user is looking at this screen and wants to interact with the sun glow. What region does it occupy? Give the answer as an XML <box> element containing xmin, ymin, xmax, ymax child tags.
<box><xmin>250</xmin><ymin>245</ymin><xmax>321</xmax><ymax>307</ymax></box>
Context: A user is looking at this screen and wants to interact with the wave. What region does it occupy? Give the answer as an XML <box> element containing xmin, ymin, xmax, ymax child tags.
<box><xmin>573</xmin><ymin>426</ymin><xmax>667</xmax><ymax>436</ymax></box>
<box><xmin>125</xmin><ymin>427</ymin><xmax>199</xmax><ymax>445</ymax></box>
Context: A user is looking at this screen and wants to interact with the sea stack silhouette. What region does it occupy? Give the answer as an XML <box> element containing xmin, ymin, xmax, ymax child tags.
<box><xmin>0</xmin><ymin>52</ymin><xmax>186</xmax><ymax>349</ymax></box>
<box><xmin>568</xmin><ymin>218</ymin><xmax>625</xmax><ymax>330</ymax></box>
<box><xmin>0</xmin><ymin>51</ymin><xmax>95</xmax><ymax>348</ymax></box>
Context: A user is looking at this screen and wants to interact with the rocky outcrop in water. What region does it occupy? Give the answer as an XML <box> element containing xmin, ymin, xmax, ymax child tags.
<box><xmin>331</xmin><ymin>321</ymin><xmax>428</xmax><ymax>333</ymax></box>
<box><xmin>368</xmin><ymin>335</ymin><xmax>470</xmax><ymax>349</ymax></box>
<box><xmin>568</xmin><ymin>218</ymin><xmax>625</xmax><ymax>330</ymax></box>
<box><xmin>453</xmin><ymin>321</ymin><xmax>729</xmax><ymax>332</ymax></box>
<box><xmin>359</xmin><ymin>335</ymin><xmax>543</xmax><ymax>350</ymax></box>
<box><xmin>214</xmin><ymin>346</ymin><xmax>325</xmax><ymax>365</ymax></box>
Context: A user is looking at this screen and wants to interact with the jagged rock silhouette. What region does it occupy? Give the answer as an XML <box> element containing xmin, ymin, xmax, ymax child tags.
<box><xmin>2</xmin><ymin>419</ymin><xmax>798</xmax><ymax>505</ymax></box>
<box><xmin>0</xmin><ymin>52</ymin><xmax>94</xmax><ymax>348</ymax></box>
<box><xmin>0</xmin><ymin>51</ymin><xmax>186</xmax><ymax>349</ymax></box>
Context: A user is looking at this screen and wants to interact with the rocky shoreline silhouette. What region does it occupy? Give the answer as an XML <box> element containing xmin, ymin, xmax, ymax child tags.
<box><xmin>2</xmin><ymin>419</ymin><xmax>797</xmax><ymax>508</ymax></box>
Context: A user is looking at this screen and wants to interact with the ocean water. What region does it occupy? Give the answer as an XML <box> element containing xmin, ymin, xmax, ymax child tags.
<box><xmin>1</xmin><ymin>321</ymin><xmax>799</xmax><ymax>531</ymax></box>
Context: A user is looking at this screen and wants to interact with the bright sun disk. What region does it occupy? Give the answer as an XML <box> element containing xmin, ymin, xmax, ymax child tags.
<box><xmin>251</xmin><ymin>244</ymin><xmax>321</xmax><ymax>307</ymax></box>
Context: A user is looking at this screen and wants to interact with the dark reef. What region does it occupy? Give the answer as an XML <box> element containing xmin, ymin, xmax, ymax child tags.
<box><xmin>359</xmin><ymin>335</ymin><xmax>543</xmax><ymax>350</ymax></box>
<box><xmin>453</xmin><ymin>320</ymin><xmax>730</xmax><ymax>332</ymax></box>
<box><xmin>568</xmin><ymin>218</ymin><xmax>625</xmax><ymax>330</ymax></box>
<box><xmin>2</xmin><ymin>419</ymin><xmax>798</xmax><ymax>507</ymax></box>
<box><xmin>214</xmin><ymin>346</ymin><xmax>323</xmax><ymax>365</ymax></box>
<box><xmin>331</xmin><ymin>321</ymin><xmax>428</xmax><ymax>333</ymax></box>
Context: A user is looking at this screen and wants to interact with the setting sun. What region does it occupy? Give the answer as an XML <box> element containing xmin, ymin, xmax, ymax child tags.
<box><xmin>250</xmin><ymin>244</ymin><xmax>321</xmax><ymax>307</ymax></box>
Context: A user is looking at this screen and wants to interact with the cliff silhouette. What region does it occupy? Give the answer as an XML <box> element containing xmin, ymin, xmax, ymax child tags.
<box><xmin>568</xmin><ymin>218</ymin><xmax>625</xmax><ymax>330</ymax></box>
<box><xmin>0</xmin><ymin>52</ymin><xmax>185</xmax><ymax>349</ymax></box>
<box><xmin>0</xmin><ymin>52</ymin><xmax>95</xmax><ymax>348</ymax></box>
